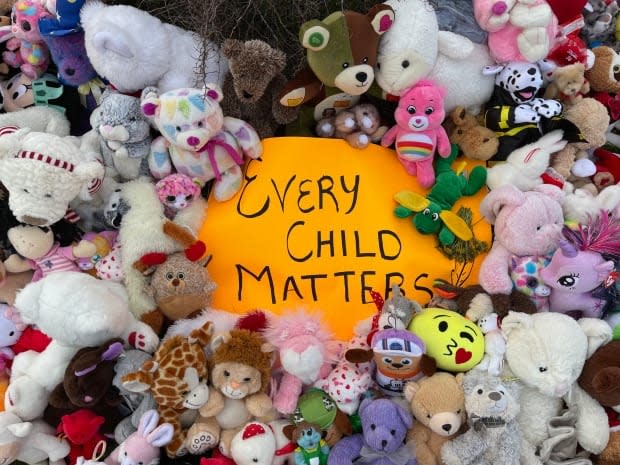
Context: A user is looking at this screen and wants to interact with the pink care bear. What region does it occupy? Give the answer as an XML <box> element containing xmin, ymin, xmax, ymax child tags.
<box><xmin>3</xmin><ymin>0</ymin><xmax>52</xmax><ymax>79</ymax></box>
<box><xmin>479</xmin><ymin>183</ymin><xmax>565</xmax><ymax>295</ymax></box>
<box><xmin>381</xmin><ymin>79</ymin><xmax>451</xmax><ymax>189</ymax></box>
<box><xmin>540</xmin><ymin>212</ymin><xmax>620</xmax><ymax>319</ymax></box>
<box><xmin>473</xmin><ymin>0</ymin><xmax>558</xmax><ymax>63</ymax></box>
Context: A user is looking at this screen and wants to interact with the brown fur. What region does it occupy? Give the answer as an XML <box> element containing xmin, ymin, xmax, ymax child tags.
<box><xmin>585</xmin><ymin>46</ymin><xmax>620</xmax><ymax>94</ymax></box>
<box><xmin>315</xmin><ymin>103</ymin><xmax>386</xmax><ymax>149</ymax></box>
<box><xmin>447</xmin><ymin>106</ymin><xmax>498</xmax><ymax>161</ymax></box>
<box><xmin>544</xmin><ymin>63</ymin><xmax>590</xmax><ymax>106</ymax></box>
<box><xmin>221</xmin><ymin>39</ymin><xmax>299</xmax><ymax>138</ymax></box>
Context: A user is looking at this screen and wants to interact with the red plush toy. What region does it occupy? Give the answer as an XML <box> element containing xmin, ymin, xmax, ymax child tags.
<box><xmin>592</xmin><ymin>148</ymin><xmax>620</xmax><ymax>189</ymax></box>
<box><xmin>545</xmin><ymin>0</ymin><xmax>591</xmax><ymax>69</ymax></box>
<box><xmin>57</xmin><ymin>409</ymin><xmax>107</xmax><ymax>465</ymax></box>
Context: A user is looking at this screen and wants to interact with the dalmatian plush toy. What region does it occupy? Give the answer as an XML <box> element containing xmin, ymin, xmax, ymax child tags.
<box><xmin>482</xmin><ymin>61</ymin><xmax>584</xmax><ymax>161</ymax></box>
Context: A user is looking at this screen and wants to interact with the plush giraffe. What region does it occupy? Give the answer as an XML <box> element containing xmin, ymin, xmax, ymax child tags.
<box><xmin>121</xmin><ymin>321</ymin><xmax>220</xmax><ymax>457</ymax></box>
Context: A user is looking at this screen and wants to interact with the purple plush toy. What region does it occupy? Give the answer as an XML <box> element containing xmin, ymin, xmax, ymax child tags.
<box><xmin>540</xmin><ymin>211</ymin><xmax>620</xmax><ymax>319</ymax></box>
<box><xmin>327</xmin><ymin>398</ymin><xmax>416</xmax><ymax>465</ymax></box>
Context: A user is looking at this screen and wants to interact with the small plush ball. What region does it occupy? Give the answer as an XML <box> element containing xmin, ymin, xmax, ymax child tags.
<box><xmin>408</xmin><ymin>308</ymin><xmax>484</xmax><ymax>371</ymax></box>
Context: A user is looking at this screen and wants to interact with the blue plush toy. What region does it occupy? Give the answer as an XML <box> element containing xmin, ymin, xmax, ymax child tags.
<box><xmin>327</xmin><ymin>398</ymin><xmax>415</xmax><ymax>465</ymax></box>
<box><xmin>293</xmin><ymin>422</ymin><xmax>330</xmax><ymax>465</ymax></box>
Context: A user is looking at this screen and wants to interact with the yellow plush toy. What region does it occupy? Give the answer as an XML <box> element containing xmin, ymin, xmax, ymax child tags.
<box><xmin>408</xmin><ymin>308</ymin><xmax>484</xmax><ymax>372</ymax></box>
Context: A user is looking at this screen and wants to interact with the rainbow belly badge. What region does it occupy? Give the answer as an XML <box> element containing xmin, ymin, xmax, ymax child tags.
<box><xmin>395</xmin><ymin>133</ymin><xmax>434</xmax><ymax>161</ymax></box>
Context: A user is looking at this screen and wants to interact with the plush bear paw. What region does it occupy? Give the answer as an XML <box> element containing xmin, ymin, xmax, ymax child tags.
<box><xmin>517</xmin><ymin>27</ymin><xmax>550</xmax><ymax>62</ymax></box>
<box><xmin>440</xmin><ymin>442</ymin><xmax>463</xmax><ymax>465</ymax></box>
<box><xmin>345</xmin><ymin>132</ymin><xmax>369</xmax><ymax>149</ymax></box>
<box><xmin>186</xmin><ymin>427</ymin><xmax>218</xmax><ymax>454</ymax></box>
<box><xmin>213</xmin><ymin>165</ymin><xmax>243</xmax><ymax>202</ymax></box>
<box><xmin>126</xmin><ymin>321</ymin><xmax>159</xmax><ymax>352</ymax></box>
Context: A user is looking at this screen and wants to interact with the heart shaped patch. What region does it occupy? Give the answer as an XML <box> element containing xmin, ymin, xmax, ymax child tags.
<box><xmin>455</xmin><ymin>348</ymin><xmax>472</xmax><ymax>364</ymax></box>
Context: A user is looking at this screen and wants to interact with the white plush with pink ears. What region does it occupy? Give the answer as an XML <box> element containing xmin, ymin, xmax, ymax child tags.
<box><xmin>105</xmin><ymin>410</ymin><xmax>174</xmax><ymax>465</ymax></box>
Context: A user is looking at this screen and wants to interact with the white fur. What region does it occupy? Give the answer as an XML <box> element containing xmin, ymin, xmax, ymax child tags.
<box><xmin>230</xmin><ymin>420</ymin><xmax>293</xmax><ymax>465</ymax></box>
<box><xmin>475</xmin><ymin>313</ymin><xmax>506</xmax><ymax>377</ymax></box>
<box><xmin>164</xmin><ymin>308</ymin><xmax>238</xmax><ymax>342</ymax></box>
<box><xmin>563</xmin><ymin>185</ymin><xmax>620</xmax><ymax>224</ymax></box>
<box><xmin>501</xmin><ymin>312</ymin><xmax>612</xmax><ymax>464</ymax></box>
<box><xmin>376</xmin><ymin>0</ymin><xmax>494</xmax><ymax>113</ymax></box>
<box><xmin>0</xmin><ymin>107</ymin><xmax>70</xmax><ymax>136</ymax></box>
<box><xmin>80</xmin><ymin>1</ymin><xmax>227</xmax><ymax>93</ymax></box>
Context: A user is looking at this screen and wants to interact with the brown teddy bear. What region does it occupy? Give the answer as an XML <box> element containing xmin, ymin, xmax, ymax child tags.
<box><xmin>220</xmin><ymin>39</ymin><xmax>299</xmax><ymax>139</ymax></box>
<box><xmin>315</xmin><ymin>103</ymin><xmax>387</xmax><ymax>149</ymax></box>
<box><xmin>404</xmin><ymin>372</ymin><xmax>466</xmax><ymax>465</ymax></box>
<box><xmin>447</xmin><ymin>106</ymin><xmax>498</xmax><ymax>161</ymax></box>
<box><xmin>544</xmin><ymin>63</ymin><xmax>591</xmax><ymax>106</ymax></box>
<box><xmin>585</xmin><ymin>46</ymin><xmax>620</xmax><ymax>121</ymax></box>
<box><xmin>549</xmin><ymin>97</ymin><xmax>609</xmax><ymax>185</ymax></box>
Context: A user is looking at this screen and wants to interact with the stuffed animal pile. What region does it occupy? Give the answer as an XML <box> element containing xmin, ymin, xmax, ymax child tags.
<box><xmin>0</xmin><ymin>1</ymin><xmax>618</xmax><ymax>465</ymax></box>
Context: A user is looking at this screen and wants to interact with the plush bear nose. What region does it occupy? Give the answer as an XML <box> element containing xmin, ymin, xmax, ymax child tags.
<box><xmin>442</xmin><ymin>424</ymin><xmax>452</xmax><ymax>432</ymax></box>
<box><xmin>187</xmin><ymin>136</ymin><xmax>200</xmax><ymax>146</ymax></box>
<box><xmin>171</xmin><ymin>278</ymin><xmax>180</xmax><ymax>287</ymax></box>
<box><xmin>356</xmin><ymin>72</ymin><xmax>368</xmax><ymax>83</ymax></box>
<box><xmin>381</xmin><ymin>440</ymin><xmax>387</xmax><ymax>448</ymax></box>
<box><xmin>242</xmin><ymin>90</ymin><xmax>253</xmax><ymax>99</ymax></box>
<box><xmin>491</xmin><ymin>1</ymin><xmax>507</xmax><ymax>15</ymax></box>
<box><xmin>488</xmin><ymin>391</ymin><xmax>502</xmax><ymax>401</ymax></box>
<box><xmin>65</xmin><ymin>68</ymin><xmax>75</xmax><ymax>76</ymax></box>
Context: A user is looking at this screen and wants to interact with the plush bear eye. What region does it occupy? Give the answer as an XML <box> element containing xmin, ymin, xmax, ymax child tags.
<box><xmin>539</xmin><ymin>366</ymin><xmax>548</xmax><ymax>373</ymax></box>
<box><xmin>177</xmin><ymin>272</ymin><xmax>185</xmax><ymax>280</ymax></box>
<box><xmin>129</xmin><ymin>117</ymin><xmax>137</xmax><ymax>122</ymax></box>
<box><xmin>407</xmin><ymin>105</ymin><xmax>416</xmax><ymax>114</ymax></box>
<box><xmin>44</xmin><ymin>193</ymin><xmax>52</xmax><ymax>198</ymax></box>
<box><xmin>390</xmin><ymin>429</ymin><xmax>396</xmax><ymax>436</ymax></box>
<box><xmin>9</xmin><ymin>331</ymin><xmax>14</xmax><ymax>337</ymax></box>
<box><xmin>426</xmin><ymin>414</ymin><xmax>431</xmax><ymax>419</ymax></box>
<box><xmin>614</xmin><ymin>65</ymin><xmax>620</xmax><ymax>74</ymax></box>
<box><xmin>243</xmin><ymin>377</ymin><xmax>251</xmax><ymax>382</ymax></box>
<box><xmin>22</xmin><ymin>188</ymin><xmax>29</xmax><ymax>193</ymax></box>
<box><xmin>362</xmin><ymin>57</ymin><xmax>368</xmax><ymax>64</ymax></box>
<box><xmin>377</xmin><ymin>62</ymin><xmax>381</xmax><ymax>70</ymax></box>
<box><xmin>176</xmin><ymin>126</ymin><xmax>182</xmax><ymax>132</ymax></box>
<box><xmin>402</xmin><ymin>60</ymin><xmax>410</xmax><ymax>68</ymax></box>
<box><xmin>252</xmin><ymin>459</ymin><xmax>258</xmax><ymax>463</ymax></box>
<box><xmin>425</xmin><ymin>107</ymin><xmax>434</xmax><ymax>115</ymax></box>
<box><xmin>224</xmin><ymin>370</ymin><xmax>230</xmax><ymax>377</ymax></box>
<box><xmin>456</xmin><ymin>409</ymin><xmax>461</xmax><ymax>414</ymax></box>
<box><xmin>197</xmin><ymin>121</ymin><xmax>204</xmax><ymax>127</ymax></box>
<box><xmin>477</xmin><ymin>389</ymin><xmax>483</xmax><ymax>394</ymax></box>
<box><xmin>166</xmin><ymin>272</ymin><xmax>174</xmax><ymax>280</ymax></box>
<box><xmin>166</xmin><ymin>195</ymin><xmax>176</xmax><ymax>202</ymax></box>
<box><xmin>370</xmin><ymin>424</ymin><xmax>376</xmax><ymax>430</ymax></box>
<box><xmin>342</xmin><ymin>62</ymin><xmax>349</xmax><ymax>69</ymax></box>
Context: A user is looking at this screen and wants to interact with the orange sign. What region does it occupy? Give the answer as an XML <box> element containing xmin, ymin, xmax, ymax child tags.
<box><xmin>200</xmin><ymin>138</ymin><xmax>491</xmax><ymax>339</ymax></box>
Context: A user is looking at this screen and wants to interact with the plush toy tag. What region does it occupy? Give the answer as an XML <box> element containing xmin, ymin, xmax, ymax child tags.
<box><xmin>605</xmin><ymin>271</ymin><xmax>619</xmax><ymax>288</ymax></box>
<box><xmin>200</xmin><ymin>138</ymin><xmax>490</xmax><ymax>339</ymax></box>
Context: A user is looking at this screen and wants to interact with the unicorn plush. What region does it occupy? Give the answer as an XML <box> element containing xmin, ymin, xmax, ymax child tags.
<box><xmin>510</xmin><ymin>255</ymin><xmax>551</xmax><ymax>312</ymax></box>
<box><xmin>540</xmin><ymin>212</ymin><xmax>620</xmax><ymax>319</ymax></box>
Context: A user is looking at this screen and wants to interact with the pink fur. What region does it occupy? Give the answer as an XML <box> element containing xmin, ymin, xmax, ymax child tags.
<box><xmin>263</xmin><ymin>311</ymin><xmax>339</xmax><ymax>415</ymax></box>
<box><xmin>105</xmin><ymin>410</ymin><xmax>173</xmax><ymax>465</ymax></box>
<box><xmin>381</xmin><ymin>79</ymin><xmax>451</xmax><ymax>188</ymax></box>
<box><xmin>155</xmin><ymin>174</ymin><xmax>201</xmax><ymax>218</ymax></box>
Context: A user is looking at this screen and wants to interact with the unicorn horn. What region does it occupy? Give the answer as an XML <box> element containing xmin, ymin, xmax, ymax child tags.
<box><xmin>558</xmin><ymin>239</ymin><xmax>578</xmax><ymax>258</ymax></box>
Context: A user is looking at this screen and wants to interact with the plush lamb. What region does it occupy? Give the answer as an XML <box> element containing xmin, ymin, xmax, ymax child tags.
<box><xmin>501</xmin><ymin>311</ymin><xmax>612</xmax><ymax>465</ymax></box>
<box><xmin>0</xmin><ymin>127</ymin><xmax>105</xmax><ymax>226</ymax></box>
<box><xmin>90</xmin><ymin>90</ymin><xmax>151</xmax><ymax>180</ymax></box>
<box><xmin>375</xmin><ymin>0</ymin><xmax>495</xmax><ymax>114</ymax></box>
<box><xmin>6</xmin><ymin>271</ymin><xmax>159</xmax><ymax>420</ymax></box>
<box><xmin>80</xmin><ymin>0</ymin><xmax>227</xmax><ymax>94</ymax></box>
<box><xmin>0</xmin><ymin>411</ymin><xmax>71</xmax><ymax>465</ymax></box>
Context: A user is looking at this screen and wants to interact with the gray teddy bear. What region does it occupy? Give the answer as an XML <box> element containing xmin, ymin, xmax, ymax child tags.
<box><xmin>90</xmin><ymin>90</ymin><xmax>152</xmax><ymax>180</ymax></box>
<box><xmin>441</xmin><ymin>371</ymin><xmax>522</xmax><ymax>465</ymax></box>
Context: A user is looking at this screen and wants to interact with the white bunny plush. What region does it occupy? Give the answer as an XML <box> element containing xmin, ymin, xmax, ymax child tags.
<box><xmin>475</xmin><ymin>313</ymin><xmax>506</xmax><ymax>376</ymax></box>
<box><xmin>105</xmin><ymin>410</ymin><xmax>174</xmax><ymax>465</ymax></box>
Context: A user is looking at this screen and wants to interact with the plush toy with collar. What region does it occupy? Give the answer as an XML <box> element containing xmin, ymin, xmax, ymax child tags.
<box><xmin>90</xmin><ymin>89</ymin><xmax>151</xmax><ymax>180</ymax></box>
<box><xmin>478</xmin><ymin>184</ymin><xmax>565</xmax><ymax>295</ymax></box>
<box><xmin>578</xmin><ymin>340</ymin><xmax>620</xmax><ymax>465</ymax></box>
<box><xmin>585</xmin><ymin>46</ymin><xmax>620</xmax><ymax>121</ymax></box>
<box><xmin>501</xmin><ymin>311</ymin><xmax>612</xmax><ymax>465</ymax></box>
<box><xmin>544</xmin><ymin>63</ymin><xmax>591</xmax><ymax>106</ymax></box>
<box><xmin>440</xmin><ymin>371</ymin><xmax>521</xmax><ymax>465</ymax></box>
<box><xmin>278</xmin><ymin>5</ymin><xmax>394</xmax><ymax>134</ymax></box>
<box><xmin>483</xmin><ymin>61</ymin><xmax>584</xmax><ymax>161</ymax></box>
<box><xmin>447</xmin><ymin>106</ymin><xmax>499</xmax><ymax>161</ymax></box>
<box><xmin>3</xmin><ymin>223</ymin><xmax>96</xmax><ymax>281</ymax></box>
<box><xmin>56</xmin><ymin>409</ymin><xmax>107</xmax><ymax>465</ymax></box>
<box><xmin>3</xmin><ymin>0</ymin><xmax>52</xmax><ymax>79</ymax></box>
<box><xmin>374</xmin><ymin>0</ymin><xmax>495</xmax><ymax>115</ymax></box>
<box><xmin>6</xmin><ymin>271</ymin><xmax>159</xmax><ymax>421</ymax></box>
<box><xmin>316</xmin><ymin>103</ymin><xmax>386</xmax><ymax>149</ymax></box>
<box><xmin>394</xmin><ymin>149</ymin><xmax>487</xmax><ymax>246</ymax></box>
<box><xmin>263</xmin><ymin>311</ymin><xmax>340</xmax><ymax>415</ymax></box>
<box><xmin>80</xmin><ymin>0</ymin><xmax>227</xmax><ymax>94</ymax></box>
<box><xmin>141</xmin><ymin>84</ymin><xmax>261</xmax><ymax>202</ymax></box>
<box><xmin>220</xmin><ymin>39</ymin><xmax>298</xmax><ymax>139</ymax></box>
<box><xmin>0</xmin><ymin>126</ymin><xmax>104</xmax><ymax>226</ymax></box>
<box><xmin>198</xmin><ymin>329</ymin><xmax>275</xmax><ymax>457</ymax></box>
<box><xmin>485</xmin><ymin>130</ymin><xmax>567</xmax><ymax>192</ymax></box>
<box><xmin>540</xmin><ymin>212</ymin><xmax>619</xmax><ymax>319</ymax></box>
<box><xmin>473</xmin><ymin>0</ymin><xmax>558</xmax><ymax>63</ymax></box>
<box><xmin>404</xmin><ymin>372</ymin><xmax>466</xmax><ymax>465</ymax></box>
<box><xmin>327</xmin><ymin>397</ymin><xmax>415</xmax><ymax>465</ymax></box>
<box><xmin>105</xmin><ymin>409</ymin><xmax>174</xmax><ymax>465</ymax></box>
<box><xmin>122</xmin><ymin>321</ymin><xmax>219</xmax><ymax>458</ymax></box>
<box><xmin>381</xmin><ymin>79</ymin><xmax>451</xmax><ymax>188</ymax></box>
<box><xmin>0</xmin><ymin>411</ymin><xmax>70</xmax><ymax>465</ymax></box>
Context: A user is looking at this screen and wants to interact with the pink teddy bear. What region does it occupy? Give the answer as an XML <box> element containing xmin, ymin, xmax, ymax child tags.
<box><xmin>3</xmin><ymin>0</ymin><xmax>52</xmax><ymax>79</ymax></box>
<box><xmin>381</xmin><ymin>79</ymin><xmax>451</xmax><ymax>188</ymax></box>
<box><xmin>479</xmin><ymin>183</ymin><xmax>565</xmax><ymax>295</ymax></box>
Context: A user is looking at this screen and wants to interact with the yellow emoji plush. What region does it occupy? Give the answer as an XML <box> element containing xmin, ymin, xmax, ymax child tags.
<box><xmin>408</xmin><ymin>308</ymin><xmax>484</xmax><ymax>372</ymax></box>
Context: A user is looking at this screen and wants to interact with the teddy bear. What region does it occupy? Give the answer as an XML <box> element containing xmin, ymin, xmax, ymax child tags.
<box><xmin>440</xmin><ymin>371</ymin><xmax>521</xmax><ymax>465</ymax></box>
<box><xmin>578</xmin><ymin>340</ymin><xmax>620</xmax><ymax>465</ymax></box>
<box><xmin>543</xmin><ymin>63</ymin><xmax>591</xmax><ymax>106</ymax></box>
<box><xmin>89</xmin><ymin>89</ymin><xmax>151</xmax><ymax>180</ymax></box>
<box><xmin>585</xmin><ymin>46</ymin><xmax>620</xmax><ymax>121</ymax></box>
<box><xmin>220</xmin><ymin>39</ymin><xmax>299</xmax><ymax>139</ymax></box>
<box><xmin>80</xmin><ymin>0</ymin><xmax>227</xmax><ymax>94</ymax></box>
<box><xmin>278</xmin><ymin>5</ymin><xmax>394</xmax><ymax>135</ymax></box>
<box><xmin>446</xmin><ymin>106</ymin><xmax>499</xmax><ymax>161</ymax></box>
<box><xmin>327</xmin><ymin>397</ymin><xmax>416</xmax><ymax>465</ymax></box>
<box><xmin>141</xmin><ymin>84</ymin><xmax>262</xmax><ymax>202</ymax></box>
<box><xmin>374</xmin><ymin>0</ymin><xmax>495</xmax><ymax>115</ymax></box>
<box><xmin>0</xmin><ymin>126</ymin><xmax>104</xmax><ymax>227</ymax></box>
<box><xmin>501</xmin><ymin>311</ymin><xmax>613</xmax><ymax>465</ymax></box>
<box><xmin>404</xmin><ymin>372</ymin><xmax>466</xmax><ymax>465</ymax></box>
<box><xmin>478</xmin><ymin>183</ymin><xmax>565</xmax><ymax>295</ymax></box>
<box><xmin>315</xmin><ymin>103</ymin><xmax>386</xmax><ymax>149</ymax></box>
<box><xmin>473</xmin><ymin>0</ymin><xmax>558</xmax><ymax>63</ymax></box>
<box><xmin>198</xmin><ymin>329</ymin><xmax>276</xmax><ymax>457</ymax></box>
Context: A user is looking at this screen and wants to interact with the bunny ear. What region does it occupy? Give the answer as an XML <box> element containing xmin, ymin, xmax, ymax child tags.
<box><xmin>147</xmin><ymin>423</ymin><xmax>174</xmax><ymax>447</ymax></box>
<box><xmin>137</xmin><ymin>410</ymin><xmax>160</xmax><ymax>437</ymax></box>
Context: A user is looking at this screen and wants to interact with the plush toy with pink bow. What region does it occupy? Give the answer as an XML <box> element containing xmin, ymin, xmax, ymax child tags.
<box><xmin>263</xmin><ymin>311</ymin><xmax>341</xmax><ymax>415</ymax></box>
<box><xmin>381</xmin><ymin>79</ymin><xmax>451</xmax><ymax>189</ymax></box>
<box><xmin>540</xmin><ymin>211</ymin><xmax>620</xmax><ymax>319</ymax></box>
